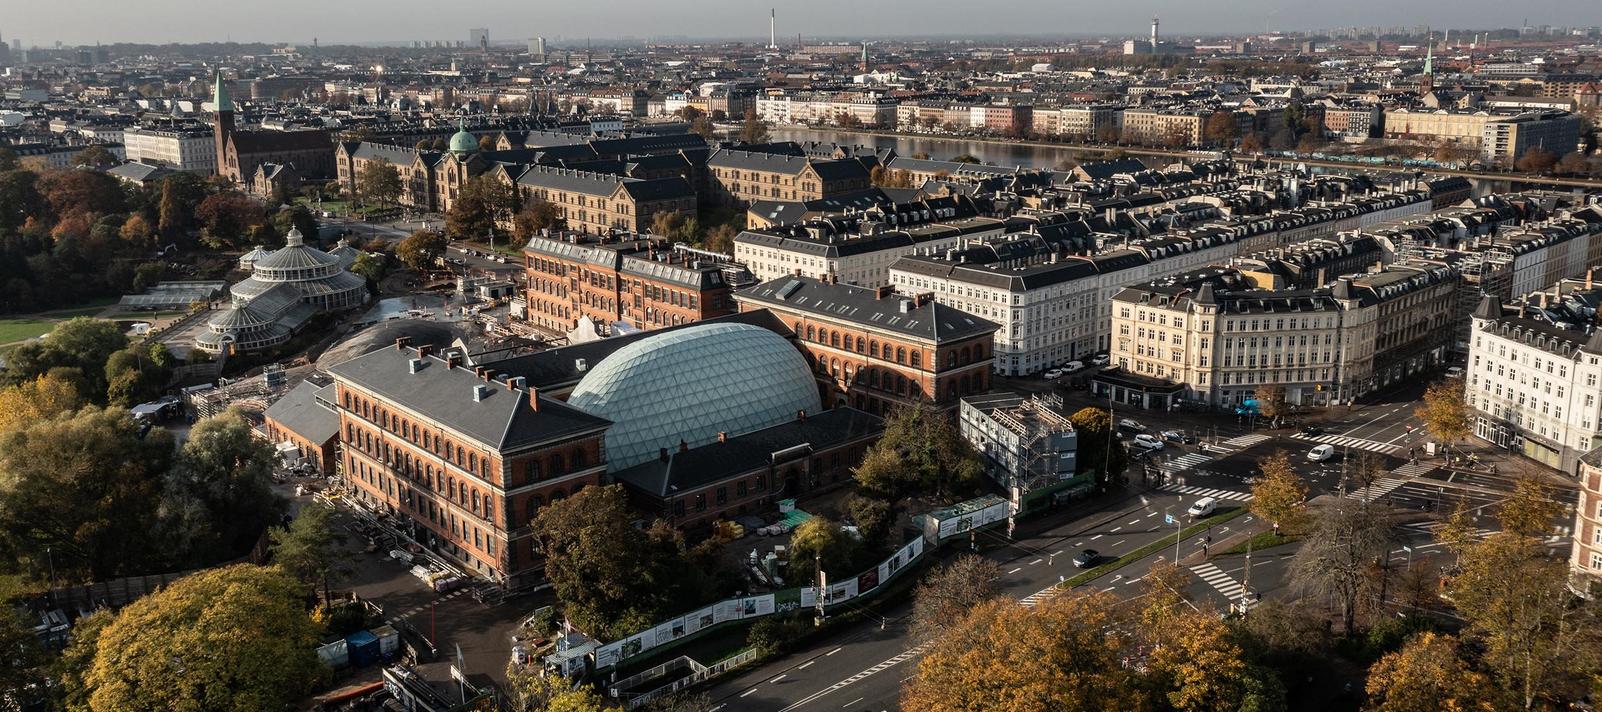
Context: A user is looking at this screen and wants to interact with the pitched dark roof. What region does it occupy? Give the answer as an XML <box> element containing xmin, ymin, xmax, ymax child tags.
<box><xmin>263</xmin><ymin>381</ymin><xmax>339</xmax><ymax>445</ymax></box>
<box><xmin>611</xmin><ymin>407</ymin><xmax>883</xmax><ymax>497</ymax></box>
<box><xmin>231</xmin><ymin>129</ymin><xmax>331</xmax><ymax>154</ymax></box>
<box><xmin>327</xmin><ymin>346</ymin><xmax>610</xmax><ymax>452</ymax></box>
<box><xmin>736</xmin><ymin>276</ymin><xmax>998</xmax><ymax>343</ymax></box>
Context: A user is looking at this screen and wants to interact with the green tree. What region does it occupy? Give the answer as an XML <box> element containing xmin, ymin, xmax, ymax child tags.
<box><xmin>395</xmin><ymin>228</ymin><xmax>448</xmax><ymax>271</ymax></box>
<box><xmin>1494</xmin><ymin>473</ymin><xmax>1562</xmax><ymax>540</ymax></box>
<box><xmin>104</xmin><ymin>346</ymin><xmax>169</xmax><ymax>406</ymax></box>
<box><xmin>512</xmin><ymin>195</ymin><xmax>566</xmax><ymax>240</ymax></box>
<box><xmin>739</xmin><ymin>108</ymin><xmax>771</xmax><ymax>144</ymax></box>
<box><xmin>1250</xmin><ymin>451</ymin><xmax>1308</xmax><ymax>534</ymax></box>
<box><xmin>156</xmin><ymin>172</ymin><xmax>204</xmax><ymax>241</ymax></box>
<box><xmin>1287</xmin><ymin>498</ymin><xmax>1396</xmax><ymax>635</ymax></box>
<box><xmin>1253</xmin><ymin>383</ymin><xmax>1288</xmax><ymax>426</ymax></box>
<box><xmin>0</xmin><ymin>146</ymin><xmax>17</xmax><ymax>171</ymax></box>
<box><xmin>0</xmin><ymin>317</ymin><xmax>127</xmax><ymax>397</ymax></box>
<box><xmin>786</xmin><ymin>517</ymin><xmax>861</xmax><ymax>587</ymax></box>
<box><xmin>350</xmin><ymin>251</ymin><xmax>388</xmax><ymax>287</ymax></box>
<box><xmin>269</xmin><ymin>501</ymin><xmax>347</xmax><ymax>601</ymax></box>
<box><xmin>1148</xmin><ymin>609</ymin><xmax>1256</xmax><ymax>712</ymax></box>
<box><xmin>355</xmin><ymin>161</ymin><xmax>402</xmax><ymax>209</ymax></box>
<box><xmin>1067</xmin><ymin>406</ymin><xmax>1127</xmax><ymax>486</ymax></box>
<box><xmin>445</xmin><ymin>175</ymin><xmax>516</xmax><ymax>241</ymax></box>
<box><xmin>910</xmin><ymin>554</ymin><xmax>1002</xmax><ymax>645</ymax></box>
<box><xmin>851</xmin><ymin>400</ymin><xmax>982</xmax><ymax>503</ymax></box>
<box><xmin>951</xmin><ymin>153</ymin><xmax>982</xmax><ymax>164</ymax></box>
<box><xmin>0</xmin><ymin>169</ymin><xmax>43</xmax><ymax>231</ymax></box>
<box><xmin>70</xmin><ymin>564</ymin><xmax>323</xmax><ymax>712</ymax></box>
<box><xmin>194</xmin><ymin>192</ymin><xmax>267</xmax><ymax>249</ymax></box>
<box><xmin>160</xmin><ymin>408</ymin><xmax>284</xmax><ymax>567</ymax></box>
<box><xmin>703</xmin><ymin>223</ymin><xmax>739</xmax><ymax>254</ymax></box>
<box><xmin>0</xmin><ymin>603</ymin><xmax>49</xmax><ymax>710</ymax></box>
<box><xmin>272</xmin><ymin>204</ymin><xmax>319</xmax><ymax>242</ymax></box>
<box><xmin>0</xmin><ymin>406</ymin><xmax>174</xmax><ymax>581</ymax></box>
<box><xmin>70</xmin><ymin>146</ymin><xmax>120</xmax><ymax>170</ymax></box>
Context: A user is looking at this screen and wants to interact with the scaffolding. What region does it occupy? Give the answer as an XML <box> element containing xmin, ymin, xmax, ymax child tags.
<box><xmin>186</xmin><ymin>364</ymin><xmax>293</xmax><ymax>420</ymax></box>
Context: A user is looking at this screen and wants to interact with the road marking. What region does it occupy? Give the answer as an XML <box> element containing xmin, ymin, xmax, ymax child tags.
<box><xmin>777</xmin><ymin>647</ymin><xmax>926</xmax><ymax>712</ymax></box>
<box><xmin>799</xmin><ymin>660</ymin><xmax>816</xmax><ymax>670</ymax></box>
<box><xmin>1090</xmin><ymin>534</ymin><xmax>1103</xmax><ymax>540</ymax></box>
<box><xmin>843</xmin><ymin>698</ymin><xmax>863</xmax><ymax>708</ymax></box>
<box><xmin>1110</xmin><ymin>526</ymin><xmax>1123</xmax><ymax>532</ymax></box>
<box><xmin>1127</xmin><ymin>519</ymin><xmax>1141</xmax><ymax>526</ymax></box>
<box><xmin>1147</xmin><ymin>511</ymin><xmax>1158</xmax><ymax>518</ymax></box>
<box><xmin>1101</xmin><ymin>586</ymin><xmax>1117</xmax><ymax>592</ymax></box>
<box><xmin>1007</xmin><ymin>567</ymin><xmax>1022</xmax><ymax>574</ymax></box>
<box><xmin>741</xmin><ymin>688</ymin><xmax>757</xmax><ymax>698</ymax></box>
<box><xmin>1053</xmin><ymin>550</ymin><xmax>1064</xmax><ymax>556</ymax></box>
<box><xmin>1126</xmin><ymin>576</ymin><xmax>1144</xmax><ymax>584</ymax></box>
<box><xmin>711</xmin><ymin>706</ymin><xmax>725</xmax><ymax>712</ymax></box>
<box><xmin>1029</xmin><ymin>558</ymin><xmax>1042</xmax><ymax>565</ymax></box>
<box><xmin>770</xmin><ymin>674</ymin><xmax>787</xmax><ymax>683</ymax></box>
<box><xmin>826</xmin><ymin>647</ymin><xmax>842</xmax><ymax>656</ymax></box>
<box><xmin>1111</xmin><ymin>539</ymin><xmax>1125</xmax><ymax>548</ymax></box>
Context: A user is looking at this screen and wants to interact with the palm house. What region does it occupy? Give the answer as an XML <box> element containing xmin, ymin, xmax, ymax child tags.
<box><xmin>195</xmin><ymin>227</ymin><xmax>367</xmax><ymax>355</ymax></box>
<box><xmin>566</xmin><ymin>322</ymin><xmax>823</xmax><ymax>470</ymax></box>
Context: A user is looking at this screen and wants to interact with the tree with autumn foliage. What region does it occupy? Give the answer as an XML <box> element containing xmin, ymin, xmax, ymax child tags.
<box><xmin>1415</xmin><ymin>381</ymin><xmax>1471</xmax><ymax>460</ymax></box>
<box><xmin>902</xmin><ymin>592</ymin><xmax>1145</xmax><ymax>712</ymax></box>
<box><xmin>1363</xmin><ymin>632</ymin><xmax>1496</xmax><ymax>712</ymax></box>
<box><xmin>1250</xmin><ymin>450</ymin><xmax>1308</xmax><ymax>534</ymax></box>
<box><xmin>0</xmin><ymin>372</ymin><xmax>85</xmax><ymax>432</ymax></box>
<box><xmin>910</xmin><ymin>554</ymin><xmax>1002</xmax><ymax>645</ymax></box>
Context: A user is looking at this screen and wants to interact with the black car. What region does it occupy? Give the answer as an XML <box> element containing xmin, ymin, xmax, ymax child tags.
<box><xmin>1072</xmin><ymin>549</ymin><xmax>1100</xmax><ymax>568</ymax></box>
<box><xmin>1299</xmin><ymin>425</ymin><xmax>1324</xmax><ymax>436</ymax></box>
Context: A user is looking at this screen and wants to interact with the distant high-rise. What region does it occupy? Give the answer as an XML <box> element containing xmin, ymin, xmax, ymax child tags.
<box><xmin>528</xmin><ymin>36</ymin><xmax>546</xmax><ymax>59</ymax></box>
<box><xmin>769</xmin><ymin>9</ymin><xmax>777</xmax><ymax>50</ymax></box>
<box><xmin>1151</xmin><ymin>16</ymin><xmax>1159</xmax><ymax>48</ymax></box>
<box><xmin>470</xmin><ymin>28</ymin><xmax>488</xmax><ymax>52</ymax></box>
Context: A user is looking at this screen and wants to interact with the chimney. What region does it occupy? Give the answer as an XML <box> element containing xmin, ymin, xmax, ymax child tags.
<box><xmin>395</xmin><ymin>336</ymin><xmax>412</xmax><ymax>351</ymax></box>
<box><xmin>717</xmin><ymin>431</ymin><xmax>727</xmax><ymax>443</ymax></box>
<box><xmin>875</xmin><ymin>285</ymin><xmax>894</xmax><ymax>299</ymax></box>
<box><xmin>474</xmin><ymin>366</ymin><xmax>486</xmax><ymax>379</ymax></box>
<box><xmin>678</xmin><ymin>439</ymin><xmax>689</xmax><ymax>453</ymax></box>
<box><xmin>471</xmin><ymin>384</ymin><xmax>491</xmax><ymax>402</ymax></box>
<box><xmin>659</xmin><ymin>447</ymin><xmax>670</xmax><ymax>463</ymax></box>
<box><xmin>575</xmin><ymin>358</ymin><xmax>588</xmax><ymax>372</ymax></box>
<box><xmin>528</xmin><ymin>387</ymin><xmax>540</xmax><ymax>412</ymax></box>
<box><xmin>417</xmin><ymin>344</ymin><xmax>435</xmax><ymax>359</ymax></box>
<box><xmin>446</xmin><ymin>353</ymin><xmax>463</xmax><ymax>369</ymax></box>
<box><xmin>506</xmin><ymin>376</ymin><xmax>526</xmax><ymax>390</ymax></box>
<box><xmin>408</xmin><ymin>358</ymin><xmax>424</xmax><ymax>374</ymax></box>
<box><xmin>1588</xmin><ymin>268</ymin><xmax>1595</xmax><ymax>289</ymax></box>
<box><xmin>797</xmin><ymin>409</ymin><xmax>807</xmax><ymax>422</ymax></box>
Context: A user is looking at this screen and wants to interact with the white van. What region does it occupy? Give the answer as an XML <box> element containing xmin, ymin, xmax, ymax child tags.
<box><xmin>1187</xmin><ymin>497</ymin><xmax>1217</xmax><ymax>518</ymax></box>
<box><xmin>1307</xmin><ymin>444</ymin><xmax>1335</xmax><ymax>462</ymax></box>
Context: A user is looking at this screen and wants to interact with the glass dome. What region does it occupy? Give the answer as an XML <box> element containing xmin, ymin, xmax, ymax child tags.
<box><xmin>568</xmin><ymin>323</ymin><xmax>822</xmax><ymax>470</ymax></box>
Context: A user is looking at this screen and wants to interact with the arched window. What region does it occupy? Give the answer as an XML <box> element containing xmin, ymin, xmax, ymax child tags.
<box><xmin>573</xmin><ymin>449</ymin><xmax>587</xmax><ymax>468</ymax></box>
<box><xmin>528</xmin><ymin>460</ymin><xmax>542</xmax><ymax>480</ymax></box>
<box><xmin>830</xmin><ymin>331</ymin><xmax>840</xmax><ymax>347</ymax></box>
<box><xmin>947</xmin><ymin>351</ymin><xmax>957</xmax><ymax>368</ymax></box>
<box><xmin>896</xmin><ymin>347</ymin><xmax>906</xmax><ymax>364</ymax></box>
<box><xmin>550</xmin><ymin>453</ymin><xmax>564</xmax><ymax>474</ymax></box>
<box><xmin>445</xmin><ymin>442</ymin><xmax>454</xmax><ymax>460</ymax></box>
<box><xmin>961</xmin><ymin>346</ymin><xmax>971</xmax><ymax>365</ymax></box>
<box><xmin>549</xmin><ymin>489</ymin><xmax>566</xmax><ymax>502</ymax></box>
<box><xmin>856</xmin><ymin>336</ymin><xmax>865</xmax><ymax>352</ymax></box>
<box><xmin>870</xmin><ymin>341</ymin><xmax>879</xmax><ymax>357</ymax></box>
<box><xmin>911</xmin><ymin>351</ymin><xmax>921</xmax><ymax>368</ymax></box>
<box><xmin>806</xmin><ymin>325</ymin><xmax>815</xmax><ymax>340</ymax></box>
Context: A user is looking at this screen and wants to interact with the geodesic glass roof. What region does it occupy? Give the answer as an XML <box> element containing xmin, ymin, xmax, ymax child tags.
<box><xmin>567</xmin><ymin>322</ymin><xmax>823</xmax><ymax>471</ymax></box>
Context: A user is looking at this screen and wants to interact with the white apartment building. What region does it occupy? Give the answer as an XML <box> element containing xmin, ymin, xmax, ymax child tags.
<box><xmin>122</xmin><ymin>126</ymin><xmax>217</xmax><ymax>175</ymax></box>
<box><xmin>735</xmin><ymin>216</ymin><xmax>1007</xmax><ymax>288</ymax></box>
<box><xmin>1466</xmin><ymin>286</ymin><xmax>1602</xmax><ymax>472</ymax></box>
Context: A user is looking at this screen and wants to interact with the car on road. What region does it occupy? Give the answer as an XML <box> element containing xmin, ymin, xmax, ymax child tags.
<box><xmin>1062</xmin><ymin>360</ymin><xmax>1085</xmax><ymax>373</ymax></box>
<box><xmin>1187</xmin><ymin>497</ymin><xmax>1217</xmax><ymax>517</ymax></box>
<box><xmin>1132</xmin><ymin>434</ymin><xmax>1164</xmax><ymax>450</ymax></box>
<box><xmin>1299</xmin><ymin>424</ymin><xmax>1324</xmax><ymax>436</ymax></box>
<box><xmin>1072</xmin><ymin>549</ymin><xmax>1101</xmax><ymax>568</ymax></box>
<box><xmin>1044</xmin><ymin>368</ymin><xmax>1064</xmax><ymax>380</ymax></box>
<box><xmin>1444</xmin><ymin>366</ymin><xmax>1465</xmax><ymax>379</ymax></box>
<box><xmin>1118</xmin><ymin>418</ymin><xmax>1146</xmax><ymax>432</ymax></box>
<box><xmin>1307</xmin><ymin>444</ymin><xmax>1336</xmax><ymax>462</ymax></box>
<box><xmin>1090</xmin><ymin>353</ymin><xmax>1109</xmax><ymax>366</ymax></box>
<box><xmin>1159</xmin><ymin>429</ymin><xmax>1189</xmax><ymax>443</ymax></box>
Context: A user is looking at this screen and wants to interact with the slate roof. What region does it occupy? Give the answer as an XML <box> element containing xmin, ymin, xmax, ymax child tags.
<box><xmin>231</xmin><ymin>129</ymin><xmax>331</xmax><ymax>154</ymax></box>
<box><xmin>737</xmin><ymin>276</ymin><xmax>999</xmax><ymax>343</ymax></box>
<box><xmin>264</xmin><ymin>381</ymin><xmax>340</xmax><ymax>445</ymax></box>
<box><xmin>327</xmin><ymin>346</ymin><xmax>611</xmax><ymax>452</ymax></box>
<box><xmin>611</xmin><ymin>407</ymin><xmax>883</xmax><ymax>497</ymax></box>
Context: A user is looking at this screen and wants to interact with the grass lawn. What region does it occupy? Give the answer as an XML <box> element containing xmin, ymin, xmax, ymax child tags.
<box><xmin>1218</xmin><ymin>530</ymin><xmax>1301</xmax><ymax>556</ymax></box>
<box><xmin>0</xmin><ymin>318</ymin><xmax>56</xmax><ymax>344</ymax></box>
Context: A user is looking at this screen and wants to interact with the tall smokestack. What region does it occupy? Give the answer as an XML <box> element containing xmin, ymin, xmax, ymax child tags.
<box><xmin>769</xmin><ymin>9</ymin><xmax>777</xmax><ymax>49</ymax></box>
<box><xmin>1151</xmin><ymin>16</ymin><xmax>1159</xmax><ymax>49</ymax></box>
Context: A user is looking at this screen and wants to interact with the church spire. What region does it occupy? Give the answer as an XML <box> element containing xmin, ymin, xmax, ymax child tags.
<box><xmin>213</xmin><ymin>69</ymin><xmax>232</xmax><ymax>113</ymax></box>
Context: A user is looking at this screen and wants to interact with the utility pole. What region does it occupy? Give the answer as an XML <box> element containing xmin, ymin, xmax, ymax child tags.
<box><xmin>1239</xmin><ymin>533</ymin><xmax>1254</xmax><ymax>615</ymax></box>
<box><xmin>814</xmin><ymin>554</ymin><xmax>827</xmax><ymax>627</ymax></box>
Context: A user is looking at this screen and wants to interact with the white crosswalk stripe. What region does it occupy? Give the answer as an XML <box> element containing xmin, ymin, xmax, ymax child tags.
<box><xmin>1190</xmin><ymin>562</ymin><xmax>1247</xmax><ymax>602</ymax></box>
<box><xmin>1389</xmin><ymin>462</ymin><xmax>1435</xmax><ymax>478</ymax></box>
<box><xmin>1158</xmin><ymin>484</ymin><xmax>1253</xmax><ymax>502</ymax></box>
<box><xmin>1220</xmin><ymin>434</ymin><xmax>1270</xmax><ymax>449</ymax></box>
<box><xmin>1347</xmin><ymin>476</ymin><xmax>1407</xmax><ymax>502</ymax></box>
<box><xmin>1295</xmin><ymin>433</ymin><xmax>1404</xmax><ymax>456</ymax></box>
<box><xmin>1164</xmin><ymin>453</ymin><xmax>1213</xmax><ymax>471</ymax></box>
<box><xmin>1401</xmin><ymin>521</ymin><xmax>1498</xmax><ymax>540</ymax></box>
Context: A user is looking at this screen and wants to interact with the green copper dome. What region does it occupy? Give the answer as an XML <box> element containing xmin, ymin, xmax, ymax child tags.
<box><xmin>448</xmin><ymin>120</ymin><xmax>478</xmax><ymax>155</ymax></box>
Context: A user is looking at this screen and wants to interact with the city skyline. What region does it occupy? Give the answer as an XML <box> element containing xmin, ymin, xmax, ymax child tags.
<box><xmin>4</xmin><ymin>1</ymin><xmax>1598</xmax><ymax>47</ymax></box>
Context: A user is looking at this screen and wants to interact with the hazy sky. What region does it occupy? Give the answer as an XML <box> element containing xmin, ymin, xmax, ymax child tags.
<box><xmin>6</xmin><ymin>0</ymin><xmax>1595</xmax><ymax>46</ymax></box>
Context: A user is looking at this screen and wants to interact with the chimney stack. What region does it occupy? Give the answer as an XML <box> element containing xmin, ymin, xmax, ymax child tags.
<box><xmin>417</xmin><ymin>344</ymin><xmax>435</xmax><ymax>359</ymax></box>
<box><xmin>678</xmin><ymin>439</ymin><xmax>689</xmax><ymax>453</ymax></box>
<box><xmin>717</xmin><ymin>431</ymin><xmax>728</xmax><ymax>443</ymax></box>
<box><xmin>395</xmin><ymin>336</ymin><xmax>412</xmax><ymax>351</ymax></box>
<box><xmin>528</xmin><ymin>387</ymin><xmax>540</xmax><ymax>412</ymax></box>
<box><xmin>446</xmin><ymin>353</ymin><xmax>463</xmax><ymax>369</ymax></box>
<box><xmin>659</xmin><ymin>447</ymin><xmax>670</xmax><ymax>463</ymax></box>
<box><xmin>797</xmin><ymin>409</ymin><xmax>807</xmax><ymax>422</ymax></box>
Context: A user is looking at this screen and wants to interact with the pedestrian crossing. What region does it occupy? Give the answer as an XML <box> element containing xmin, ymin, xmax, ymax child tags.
<box><xmin>1400</xmin><ymin>521</ymin><xmax>1498</xmax><ymax>540</ymax></box>
<box><xmin>1345</xmin><ymin>461</ymin><xmax>1434</xmax><ymax>502</ymax></box>
<box><xmin>1220</xmin><ymin>434</ymin><xmax>1271</xmax><ymax>449</ymax></box>
<box><xmin>1158</xmin><ymin>484</ymin><xmax>1254</xmax><ymax>502</ymax></box>
<box><xmin>1294</xmin><ymin>433</ymin><xmax>1404</xmax><ymax>456</ymax></box>
<box><xmin>1164</xmin><ymin>453</ymin><xmax>1213</xmax><ymax>471</ymax></box>
<box><xmin>1190</xmin><ymin>562</ymin><xmax>1251</xmax><ymax>606</ymax></box>
<box><xmin>1019</xmin><ymin>585</ymin><xmax>1062</xmax><ymax>608</ymax></box>
<box><xmin>1389</xmin><ymin>461</ymin><xmax>1435</xmax><ymax>479</ymax></box>
<box><xmin>384</xmin><ymin>587</ymin><xmax>472</xmax><ymax>625</ymax></box>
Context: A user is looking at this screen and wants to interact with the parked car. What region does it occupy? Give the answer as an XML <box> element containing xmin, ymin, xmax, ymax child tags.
<box><xmin>1299</xmin><ymin>425</ymin><xmax>1324</xmax><ymax>436</ymax></box>
<box><xmin>1444</xmin><ymin>366</ymin><xmax>1465</xmax><ymax>379</ymax></box>
<box><xmin>1090</xmin><ymin>353</ymin><xmax>1110</xmax><ymax>366</ymax></box>
<box><xmin>1118</xmin><ymin>418</ymin><xmax>1146</xmax><ymax>432</ymax></box>
<box><xmin>1133</xmin><ymin>434</ymin><xmax>1164</xmax><ymax>450</ymax></box>
<box><xmin>1044</xmin><ymin>368</ymin><xmax>1065</xmax><ymax>380</ymax></box>
<box><xmin>1073</xmin><ymin>549</ymin><xmax>1101</xmax><ymax>568</ymax></box>
<box><xmin>1062</xmin><ymin>360</ymin><xmax>1085</xmax><ymax>373</ymax></box>
<box><xmin>1160</xmin><ymin>429</ymin><xmax>1185</xmax><ymax>443</ymax></box>
<box><xmin>1307</xmin><ymin>444</ymin><xmax>1336</xmax><ymax>462</ymax></box>
<box><xmin>1187</xmin><ymin>497</ymin><xmax>1217</xmax><ymax>517</ymax></box>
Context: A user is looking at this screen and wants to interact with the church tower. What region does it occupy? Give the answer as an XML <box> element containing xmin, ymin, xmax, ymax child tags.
<box><xmin>212</xmin><ymin>69</ymin><xmax>234</xmax><ymax>179</ymax></box>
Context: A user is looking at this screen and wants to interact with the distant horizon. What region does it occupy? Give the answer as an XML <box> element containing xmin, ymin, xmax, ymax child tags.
<box><xmin>4</xmin><ymin>1</ymin><xmax>1597</xmax><ymax>48</ymax></box>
